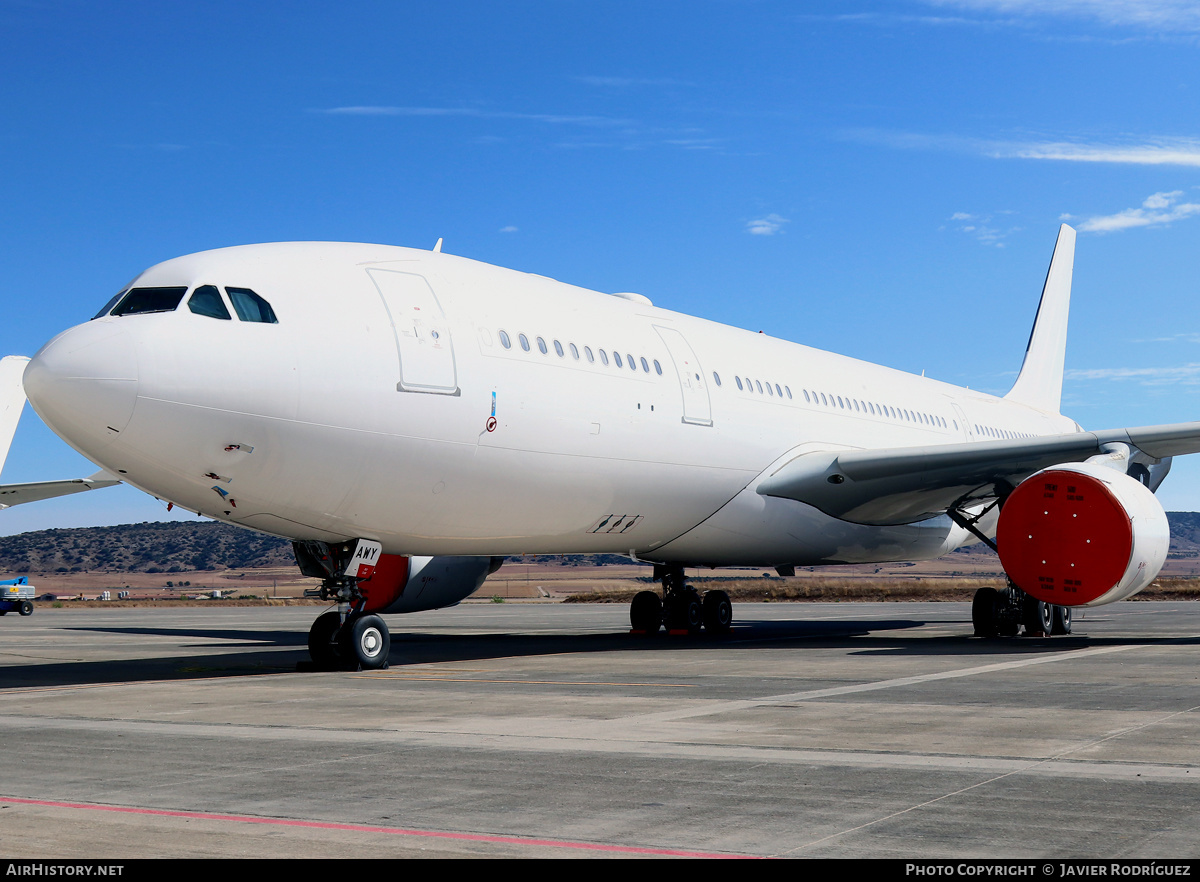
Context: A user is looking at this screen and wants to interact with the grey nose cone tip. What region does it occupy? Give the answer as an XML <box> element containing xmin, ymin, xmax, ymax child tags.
<box><xmin>24</xmin><ymin>322</ymin><xmax>140</xmax><ymax>445</ymax></box>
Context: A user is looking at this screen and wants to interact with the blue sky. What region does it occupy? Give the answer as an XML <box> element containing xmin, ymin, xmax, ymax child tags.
<box><xmin>2</xmin><ymin>0</ymin><xmax>1199</xmax><ymax>535</ymax></box>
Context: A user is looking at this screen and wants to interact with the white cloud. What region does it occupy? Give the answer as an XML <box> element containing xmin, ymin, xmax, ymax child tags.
<box><xmin>922</xmin><ymin>0</ymin><xmax>1200</xmax><ymax>32</ymax></box>
<box><xmin>499</xmin><ymin>226</ymin><xmax>518</xmax><ymax>233</ymax></box>
<box><xmin>1077</xmin><ymin>190</ymin><xmax>1200</xmax><ymax>232</ymax></box>
<box><xmin>746</xmin><ymin>214</ymin><xmax>789</xmax><ymax>236</ymax></box>
<box><xmin>996</xmin><ymin>139</ymin><xmax>1200</xmax><ymax>166</ymax></box>
<box><xmin>845</xmin><ymin>129</ymin><xmax>1200</xmax><ymax>168</ymax></box>
<box><xmin>1066</xmin><ymin>363</ymin><xmax>1200</xmax><ymax>384</ymax></box>
<box><xmin>947</xmin><ymin>211</ymin><xmax>1020</xmax><ymax>246</ymax></box>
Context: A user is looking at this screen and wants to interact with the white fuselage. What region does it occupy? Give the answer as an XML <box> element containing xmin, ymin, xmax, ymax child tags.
<box><xmin>24</xmin><ymin>242</ymin><xmax>1078</xmax><ymax>568</ymax></box>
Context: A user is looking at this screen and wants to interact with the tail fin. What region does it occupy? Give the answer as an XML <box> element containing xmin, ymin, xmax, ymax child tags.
<box><xmin>0</xmin><ymin>356</ymin><xmax>30</xmax><ymax>477</ymax></box>
<box><xmin>1004</xmin><ymin>224</ymin><xmax>1075</xmax><ymax>414</ymax></box>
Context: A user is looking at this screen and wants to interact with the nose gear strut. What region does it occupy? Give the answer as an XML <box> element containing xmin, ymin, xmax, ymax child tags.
<box><xmin>294</xmin><ymin>539</ymin><xmax>391</xmax><ymax>670</ymax></box>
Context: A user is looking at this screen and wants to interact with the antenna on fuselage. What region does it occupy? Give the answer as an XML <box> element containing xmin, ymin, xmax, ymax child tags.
<box><xmin>432</xmin><ymin>238</ymin><xmax>443</xmax><ymax>253</ymax></box>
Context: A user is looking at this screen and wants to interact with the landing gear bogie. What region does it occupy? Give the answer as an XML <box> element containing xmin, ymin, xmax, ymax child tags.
<box><xmin>630</xmin><ymin>566</ymin><xmax>733</xmax><ymax>638</ymax></box>
<box><xmin>972</xmin><ymin>583</ymin><xmax>1073</xmax><ymax>639</ymax></box>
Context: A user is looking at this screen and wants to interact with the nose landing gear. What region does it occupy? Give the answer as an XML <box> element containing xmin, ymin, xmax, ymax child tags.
<box><xmin>295</xmin><ymin>539</ymin><xmax>392</xmax><ymax>671</ymax></box>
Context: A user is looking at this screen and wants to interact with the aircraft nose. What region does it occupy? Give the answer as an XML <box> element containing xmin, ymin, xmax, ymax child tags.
<box><xmin>24</xmin><ymin>321</ymin><xmax>140</xmax><ymax>448</ymax></box>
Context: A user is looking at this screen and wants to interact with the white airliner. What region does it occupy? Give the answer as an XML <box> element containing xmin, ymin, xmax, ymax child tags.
<box><xmin>2</xmin><ymin>224</ymin><xmax>1198</xmax><ymax>669</ymax></box>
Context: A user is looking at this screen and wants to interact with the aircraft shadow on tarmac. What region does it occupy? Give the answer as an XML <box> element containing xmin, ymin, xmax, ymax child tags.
<box><xmin>2</xmin><ymin>614</ymin><xmax>1196</xmax><ymax>689</ymax></box>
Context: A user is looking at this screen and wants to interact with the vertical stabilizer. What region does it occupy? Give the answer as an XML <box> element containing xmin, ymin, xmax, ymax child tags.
<box><xmin>0</xmin><ymin>356</ymin><xmax>31</xmax><ymax>477</ymax></box>
<box><xmin>1004</xmin><ymin>224</ymin><xmax>1075</xmax><ymax>414</ymax></box>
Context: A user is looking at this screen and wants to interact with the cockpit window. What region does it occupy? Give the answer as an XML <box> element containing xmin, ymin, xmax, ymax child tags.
<box><xmin>226</xmin><ymin>287</ymin><xmax>278</xmax><ymax>323</ymax></box>
<box><xmin>187</xmin><ymin>285</ymin><xmax>232</xmax><ymax>320</ymax></box>
<box><xmin>110</xmin><ymin>286</ymin><xmax>188</xmax><ymax>316</ymax></box>
<box><xmin>93</xmin><ymin>289</ymin><xmax>128</xmax><ymax>320</ymax></box>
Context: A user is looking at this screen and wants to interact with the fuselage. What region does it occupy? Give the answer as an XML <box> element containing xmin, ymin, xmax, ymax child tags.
<box><xmin>23</xmin><ymin>242</ymin><xmax>1079</xmax><ymax>568</ymax></box>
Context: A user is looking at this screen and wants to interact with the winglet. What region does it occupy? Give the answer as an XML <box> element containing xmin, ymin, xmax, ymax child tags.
<box><xmin>0</xmin><ymin>356</ymin><xmax>31</xmax><ymax>477</ymax></box>
<box><xmin>1004</xmin><ymin>224</ymin><xmax>1075</xmax><ymax>414</ymax></box>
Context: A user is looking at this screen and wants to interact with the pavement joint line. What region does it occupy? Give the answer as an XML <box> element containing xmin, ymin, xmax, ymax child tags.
<box><xmin>0</xmin><ymin>796</ymin><xmax>757</xmax><ymax>859</ymax></box>
<box><xmin>607</xmin><ymin>643</ymin><xmax>1142</xmax><ymax>725</ymax></box>
<box><xmin>0</xmin><ymin>713</ymin><xmax>1195</xmax><ymax>781</ymax></box>
<box><xmin>773</xmin><ymin>701</ymin><xmax>1200</xmax><ymax>857</ymax></box>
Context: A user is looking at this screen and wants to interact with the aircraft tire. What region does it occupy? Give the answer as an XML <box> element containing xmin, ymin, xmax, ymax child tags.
<box><xmin>1051</xmin><ymin>605</ymin><xmax>1072</xmax><ymax>635</ymax></box>
<box><xmin>1022</xmin><ymin>596</ymin><xmax>1053</xmax><ymax>636</ymax></box>
<box><xmin>18</xmin><ymin>601</ymin><xmax>33</xmax><ymax>617</ymax></box>
<box><xmin>702</xmin><ymin>590</ymin><xmax>732</xmax><ymax>634</ymax></box>
<box><xmin>308</xmin><ymin>611</ymin><xmax>344</xmax><ymax>670</ymax></box>
<box><xmin>345</xmin><ymin>614</ymin><xmax>390</xmax><ymax>670</ymax></box>
<box><xmin>630</xmin><ymin>591</ymin><xmax>662</xmax><ymax>634</ymax></box>
<box><xmin>972</xmin><ymin>587</ymin><xmax>998</xmax><ymax>638</ymax></box>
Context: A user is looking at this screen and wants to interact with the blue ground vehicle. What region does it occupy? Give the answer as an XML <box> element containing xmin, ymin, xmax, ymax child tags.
<box><xmin>0</xmin><ymin>577</ymin><xmax>35</xmax><ymax>616</ymax></box>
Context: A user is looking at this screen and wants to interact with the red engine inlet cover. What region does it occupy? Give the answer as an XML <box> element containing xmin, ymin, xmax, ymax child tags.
<box><xmin>997</xmin><ymin>468</ymin><xmax>1132</xmax><ymax>606</ymax></box>
<box><xmin>358</xmin><ymin>553</ymin><xmax>410</xmax><ymax>613</ymax></box>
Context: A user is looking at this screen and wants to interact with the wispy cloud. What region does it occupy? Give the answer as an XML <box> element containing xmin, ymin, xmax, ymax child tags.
<box><xmin>498</xmin><ymin>225</ymin><xmax>518</xmax><ymax>234</ymax></box>
<box><xmin>844</xmin><ymin>129</ymin><xmax>1200</xmax><ymax>167</ymax></box>
<box><xmin>921</xmin><ymin>0</ymin><xmax>1200</xmax><ymax>32</ymax></box>
<box><xmin>1077</xmin><ymin>190</ymin><xmax>1200</xmax><ymax>232</ymax></box>
<box><xmin>316</xmin><ymin>106</ymin><xmax>631</xmax><ymax>127</ymax></box>
<box><xmin>993</xmin><ymin>138</ymin><xmax>1200</xmax><ymax>166</ymax></box>
<box><xmin>746</xmin><ymin>214</ymin><xmax>789</xmax><ymax>236</ymax></box>
<box><xmin>944</xmin><ymin>210</ymin><xmax>1020</xmax><ymax>246</ymax></box>
<box><xmin>1066</xmin><ymin>363</ymin><xmax>1200</xmax><ymax>384</ymax></box>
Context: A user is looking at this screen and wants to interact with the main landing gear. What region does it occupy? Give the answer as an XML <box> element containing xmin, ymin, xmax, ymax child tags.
<box><xmin>630</xmin><ymin>565</ymin><xmax>733</xmax><ymax>636</ymax></box>
<box><xmin>295</xmin><ymin>539</ymin><xmax>392</xmax><ymax>671</ymax></box>
<box><xmin>971</xmin><ymin>581</ymin><xmax>1072</xmax><ymax>639</ymax></box>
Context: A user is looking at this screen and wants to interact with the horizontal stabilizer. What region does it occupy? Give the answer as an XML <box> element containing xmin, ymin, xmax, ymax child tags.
<box><xmin>756</xmin><ymin>420</ymin><xmax>1200</xmax><ymax>526</ymax></box>
<box><xmin>0</xmin><ymin>356</ymin><xmax>30</xmax><ymax>477</ymax></box>
<box><xmin>0</xmin><ymin>470</ymin><xmax>122</xmax><ymax>510</ymax></box>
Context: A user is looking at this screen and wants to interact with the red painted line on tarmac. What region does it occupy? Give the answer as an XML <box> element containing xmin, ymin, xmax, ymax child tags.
<box><xmin>0</xmin><ymin>796</ymin><xmax>755</xmax><ymax>858</ymax></box>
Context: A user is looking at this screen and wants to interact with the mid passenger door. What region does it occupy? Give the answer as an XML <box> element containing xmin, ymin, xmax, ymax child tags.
<box><xmin>367</xmin><ymin>269</ymin><xmax>459</xmax><ymax>395</ymax></box>
<box><xmin>654</xmin><ymin>325</ymin><xmax>712</xmax><ymax>427</ymax></box>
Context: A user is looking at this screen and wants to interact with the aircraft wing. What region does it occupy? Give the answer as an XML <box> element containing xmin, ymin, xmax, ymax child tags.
<box><xmin>756</xmin><ymin>421</ymin><xmax>1200</xmax><ymax>526</ymax></box>
<box><xmin>0</xmin><ymin>470</ymin><xmax>123</xmax><ymax>510</ymax></box>
<box><xmin>0</xmin><ymin>354</ymin><xmax>122</xmax><ymax>510</ymax></box>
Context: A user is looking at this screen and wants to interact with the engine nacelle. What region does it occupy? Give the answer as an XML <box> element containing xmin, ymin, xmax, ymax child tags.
<box><xmin>996</xmin><ymin>461</ymin><xmax>1169</xmax><ymax>608</ymax></box>
<box><xmin>362</xmin><ymin>554</ymin><xmax>502</xmax><ymax>614</ymax></box>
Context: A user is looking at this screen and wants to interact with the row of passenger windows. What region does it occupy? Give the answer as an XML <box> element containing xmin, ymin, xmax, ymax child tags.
<box><xmin>709</xmin><ymin>369</ymin><xmax>952</xmax><ymax>429</ymax></box>
<box><xmin>95</xmin><ymin>285</ymin><xmax>278</xmax><ymax>324</ymax></box>
<box><xmin>976</xmin><ymin>424</ymin><xmax>1033</xmax><ymax>440</ymax></box>
<box><xmin>498</xmin><ymin>329</ymin><xmax>664</xmax><ymax>376</ymax></box>
<box><xmin>492</xmin><ymin>325</ymin><xmax>1029</xmax><ymax>438</ymax></box>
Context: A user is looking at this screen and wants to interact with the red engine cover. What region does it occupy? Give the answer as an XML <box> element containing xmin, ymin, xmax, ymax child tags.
<box><xmin>357</xmin><ymin>553</ymin><xmax>410</xmax><ymax>613</ymax></box>
<box><xmin>996</xmin><ymin>468</ymin><xmax>1133</xmax><ymax>605</ymax></box>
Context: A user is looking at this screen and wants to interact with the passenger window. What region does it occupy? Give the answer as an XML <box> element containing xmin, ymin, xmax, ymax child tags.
<box><xmin>226</xmin><ymin>288</ymin><xmax>278</xmax><ymax>323</ymax></box>
<box><xmin>520</xmin><ymin>334</ymin><xmax>530</xmax><ymax>351</ymax></box>
<box><xmin>614</xmin><ymin>352</ymin><xmax>623</xmax><ymax>368</ymax></box>
<box><xmin>735</xmin><ymin>377</ymin><xmax>744</xmax><ymax>391</ymax></box>
<box><xmin>554</xmin><ymin>340</ymin><xmax>564</xmax><ymax>357</ymax></box>
<box><xmin>654</xmin><ymin>360</ymin><xmax>662</xmax><ymax>375</ymax></box>
<box><xmin>755</xmin><ymin>380</ymin><xmax>763</xmax><ymax>394</ymax></box>
<box><xmin>766</xmin><ymin>383</ymin><xmax>773</xmax><ymax>396</ymax></box>
<box><xmin>713</xmin><ymin>371</ymin><xmax>721</xmax><ymax>386</ymax></box>
<box><xmin>599</xmin><ymin>349</ymin><xmax>609</xmax><ymax>365</ymax></box>
<box><xmin>803</xmin><ymin>390</ymin><xmax>810</xmax><ymax>403</ymax></box>
<box><xmin>585</xmin><ymin>346</ymin><xmax>594</xmax><ymax>363</ymax></box>
<box><xmin>111</xmin><ymin>286</ymin><xmax>188</xmax><ymax>316</ymax></box>
<box><xmin>187</xmin><ymin>285</ymin><xmax>231</xmax><ymax>320</ymax></box>
<box><xmin>641</xmin><ymin>357</ymin><xmax>650</xmax><ymax>373</ymax></box>
<box><xmin>628</xmin><ymin>354</ymin><xmax>636</xmax><ymax>371</ymax></box>
<box><xmin>499</xmin><ymin>330</ymin><xmax>512</xmax><ymax>349</ymax></box>
<box><xmin>537</xmin><ymin>337</ymin><xmax>548</xmax><ymax>354</ymax></box>
<box><xmin>569</xmin><ymin>342</ymin><xmax>579</xmax><ymax>360</ymax></box>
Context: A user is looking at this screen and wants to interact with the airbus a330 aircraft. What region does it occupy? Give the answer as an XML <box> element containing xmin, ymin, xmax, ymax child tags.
<box><xmin>2</xmin><ymin>224</ymin><xmax>1198</xmax><ymax>669</ymax></box>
